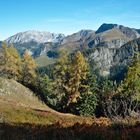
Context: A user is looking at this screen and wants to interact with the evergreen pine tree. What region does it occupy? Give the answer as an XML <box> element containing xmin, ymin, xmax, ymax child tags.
<box><xmin>53</xmin><ymin>49</ymin><xmax>70</xmax><ymax>109</ymax></box>
<box><xmin>119</xmin><ymin>53</ymin><xmax>140</xmax><ymax>100</ymax></box>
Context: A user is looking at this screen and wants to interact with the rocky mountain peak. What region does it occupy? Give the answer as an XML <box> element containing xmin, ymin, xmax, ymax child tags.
<box><xmin>96</xmin><ymin>23</ymin><xmax>140</xmax><ymax>39</ymax></box>
<box><xmin>5</xmin><ymin>30</ymin><xmax>65</xmax><ymax>44</ymax></box>
<box><xmin>96</xmin><ymin>23</ymin><xmax>118</xmax><ymax>34</ymax></box>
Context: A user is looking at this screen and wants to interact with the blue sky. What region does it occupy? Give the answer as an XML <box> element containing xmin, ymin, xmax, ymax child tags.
<box><xmin>0</xmin><ymin>0</ymin><xmax>140</xmax><ymax>40</ymax></box>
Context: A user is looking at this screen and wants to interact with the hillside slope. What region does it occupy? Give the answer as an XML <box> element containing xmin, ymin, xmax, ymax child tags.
<box><xmin>0</xmin><ymin>77</ymin><xmax>90</xmax><ymax>125</ymax></box>
<box><xmin>0</xmin><ymin>77</ymin><xmax>48</xmax><ymax>110</ymax></box>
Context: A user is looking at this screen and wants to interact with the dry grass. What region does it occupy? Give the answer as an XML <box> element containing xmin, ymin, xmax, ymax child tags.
<box><xmin>0</xmin><ymin>77</ymin><xmax>48</xmax><ymax>110</ymax></box>
<box><xmin>0</xmin><ymin>78</ymin><xmax>140</xmax><ymax>140</ymax></box>
<box><xmin>99</xmin><ymin>29</ymin><xmax>129</xmax><ymax>41</ymax></box>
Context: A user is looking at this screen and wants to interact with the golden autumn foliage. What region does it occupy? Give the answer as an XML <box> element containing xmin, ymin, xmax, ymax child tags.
<box><xmin>0</xmin><ymin>42</ymin><xmax>21</xmax><ymax>80</ymax></box>
<box><xmin>53</xmin><ymin>50</ymin><xmax>89</xmax><ymax>108</ymax></box>
<box><xmin>21</xmin><ymin>50</ymin><xmax>37</xmax><ymax>85</ymax></box>
<box><xmin>0</xmin><ymin>43</ymin><xmax>37</xmax><ymax>85</ymax></box>
<box><xmin>67</xmin><ymin>51</ymin><xmax>89</xmax><ymax>105</ymax></box>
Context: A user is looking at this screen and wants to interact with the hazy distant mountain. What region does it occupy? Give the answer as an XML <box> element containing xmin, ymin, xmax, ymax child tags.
<box><xmin>6</xmin><ymin>30</ymin><xmax>65</xmax><ymax>44</ymax></box>
<box><xmin>4</xmin><ymin>30</ymin><xmax>65</xmax><ymax>57</ymax></box>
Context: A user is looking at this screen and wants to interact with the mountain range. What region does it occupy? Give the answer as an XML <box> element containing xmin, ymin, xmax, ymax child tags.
<box><xmin>1</xmin><ymin>23</ymin><xmax>140</xmax><ymax>78</ymax></box>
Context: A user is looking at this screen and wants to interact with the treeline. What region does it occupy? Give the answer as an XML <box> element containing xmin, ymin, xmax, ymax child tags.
<box><xmin>0</xmin><ymin>43</ymin><xmax>140</xmax><ymax>118</ymax></box>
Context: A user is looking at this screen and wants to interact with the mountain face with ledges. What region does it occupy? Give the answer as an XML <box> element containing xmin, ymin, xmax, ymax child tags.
<box><xmin>88</xmin><ymin>37</ymin><xmax>140</xmax><ymax>77</ymax></box>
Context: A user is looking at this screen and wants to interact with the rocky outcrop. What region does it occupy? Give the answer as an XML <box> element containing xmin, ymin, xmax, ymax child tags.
<box><xmin>114</xmin><ymin>38</ymin><xmax>140</xmax><ymax>64</ymax></box>
<box><xmin>88</xmin><ymin>38</ymin><xmax>140</xmax><ymax>76</ymax></box>
<box><xmin>88</xmin><ymin>28</ymin><xmax>130</xmax><ymax>48</ymax></box>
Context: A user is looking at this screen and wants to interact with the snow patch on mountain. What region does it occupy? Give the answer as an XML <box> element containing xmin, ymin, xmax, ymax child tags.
<box><xmin>5</xmin><ymin>30</ymin><xmax>65</xmax><ymax>44</ymax></box>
